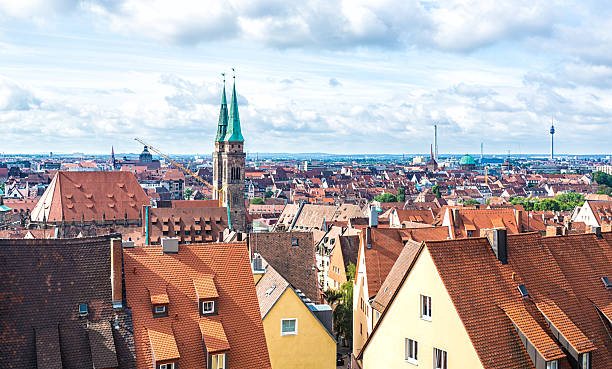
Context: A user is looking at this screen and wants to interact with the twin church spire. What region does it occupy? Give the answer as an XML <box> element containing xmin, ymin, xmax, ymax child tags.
<box><xmin>215</xmin><ymin>73</ymin><xmax>244</xmax><ymax>142</ymax></box>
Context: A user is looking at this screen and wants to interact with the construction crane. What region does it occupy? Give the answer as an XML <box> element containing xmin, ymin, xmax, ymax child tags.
<box><xmin>134</xmin><ymin>138</ymin><xmax>227</xmax><ymax>208</ymax></box>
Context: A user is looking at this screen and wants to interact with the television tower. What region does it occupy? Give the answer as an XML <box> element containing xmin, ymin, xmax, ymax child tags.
<box><xmin>550</xmin><ymin>116</ymin><xmax>555</xmax><ymax>160</ymax></box>
<box><xmin>434</xmin><ymin>124</ymin><xmax>438</xmax><ymax>161</ymax></box>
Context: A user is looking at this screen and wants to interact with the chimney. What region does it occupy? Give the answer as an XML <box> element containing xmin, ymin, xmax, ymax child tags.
<box><xmin>161</xmin><ymin>237</ymin><xmax>179</xmax><ymax>253</ymax></box>
<box><xmin>515</xmin><ymin>209</ymin><xmax>523</xmax><ymax>232</ymax></box>
<box><xmin>365</xmin><ymin>227</ymin><xmax>372</xmax><ymax>249</ymax></box>
<box><xmin>451</xmin><ymin>208</ymin><xmax>460</xmax><ymax>228</ymax></box>
<box><xmin>481</xmin><ymin>228</ymin><xmax>507</xmax><ymax>264</ymax></box>
<box><xmin>369</xmin><ymin>206</ymin><xmax>378</xmax><ymax>227</ymax></box>
<box><xmin>590</xmin><ymin>225</ymin><xmax>602</xmax><ymax>239</ymax></box>
<box><xmin>546</xmin><ymin>225</ymin><xmax>562</xmax><ymax>237</ymax></box>
<box><xmin>110</xmin><ymin>238</ymin><xmax>123</xmax><ymax>308</ymax></box>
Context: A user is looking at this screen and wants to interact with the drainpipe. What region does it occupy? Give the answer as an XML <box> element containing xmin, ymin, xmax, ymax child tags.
<box><xmin>144</xmin><ymin>205</ymin><xmax>150</xmax><ymax>245</ymax></box>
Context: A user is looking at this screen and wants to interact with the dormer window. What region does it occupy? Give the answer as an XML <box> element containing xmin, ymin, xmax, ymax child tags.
<box><xmin>79</xmin><ymin>303</ymin><xmax>88</xmax><ymax>317</ymax></box>
<box><xmin>210</xmin><ymin>353</ymin><xmax>226</xmax><ymax>369</ymax></box>
<box><xmin>158</xmin><ymin>363</ymin><xmax>175</xmax><ymax>369</ymax></box>
<box><xmin>546</xmin><ymin>360</ymin><xmax>558</xmax><ymax>369</ymax></box>
<box><xmin>154</xmin><ymin>305</ymin><xmax>167</xmax><ymax>314</ymax></box>
<box><xmin>201</xmin><ymin>301</ymin><xmax>215</xmax><ymax>315</ymax></box>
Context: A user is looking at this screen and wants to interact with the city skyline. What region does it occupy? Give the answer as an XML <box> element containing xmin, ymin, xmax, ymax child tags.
<box><xmin>1</xmin><ymin>1</ymin><xmax>612</xmax><ymax>155</ymax></box>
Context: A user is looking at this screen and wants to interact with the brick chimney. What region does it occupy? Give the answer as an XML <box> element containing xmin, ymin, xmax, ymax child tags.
<box><xmin>110</xmin><ymin>238</ymin><xmax>123</xmax><ymax>308</ymax></box>
<box><xmin>451</xmin><ymin>208</ymin><xmax>460</xmax><ymax>228</ymax></box>
<box><xmin>514</xmin><ymin>209</ymin><xmax>523</xmax><ymax>232</ymax></box>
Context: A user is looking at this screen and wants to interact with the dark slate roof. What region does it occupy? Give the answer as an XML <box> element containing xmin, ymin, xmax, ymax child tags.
<box><xmin>251</xmin><ymin>232</ymin><xmax>320</xmax><ymax>302</ymax></box>
<box><xmin>0</xmin><ymin>234</ymin><xmax>136</xmax><ymax>368</ymax></box>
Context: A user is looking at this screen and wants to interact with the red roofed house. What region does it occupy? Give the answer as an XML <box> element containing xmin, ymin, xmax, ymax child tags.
<box><xmin>124</xmin><ymin>241</ymin><xmax>271</xmax><ymax>369</ymax></box>
<box><xmin>30</xmin><ymin>171</ymin><xmax>149</xmax><ymax>224</ymax></box>
<box><xmin>357</xmin><ymin>230</ymin><xmax>612</xmax><ymax>368</ymax></box>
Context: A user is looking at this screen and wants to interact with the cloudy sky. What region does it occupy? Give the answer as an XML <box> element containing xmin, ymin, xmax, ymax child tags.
<box><xmin>0</xmin><ymin>0</ymin><xmax>611</xmax><ymax>155</ymax></box>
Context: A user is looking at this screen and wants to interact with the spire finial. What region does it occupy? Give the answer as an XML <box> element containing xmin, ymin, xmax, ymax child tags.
<box><xmin>222</xmin><ymin>72</ymin><xmax>225</xmax><ymax>85</ymax></box>
<box><xmin>232</xmin><ymin>67</ymin><xmax>236</xmax><ymax>79</ymax></box>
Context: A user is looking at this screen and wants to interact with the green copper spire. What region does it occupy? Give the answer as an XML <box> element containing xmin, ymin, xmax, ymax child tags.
<box><xmin>215</xmin><ymin>77</ymin><xmax>228</xmax><ymax>142</ymax></box>
<box><xmin>224</xmin><ymin>73</ymin><xmax>244</xmax><ymax>142</ymax></box>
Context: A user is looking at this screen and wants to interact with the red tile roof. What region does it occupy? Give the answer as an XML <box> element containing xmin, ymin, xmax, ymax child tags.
<box><xmin>30</xmin><ymin>171</ymin><xmax>149</xmax><ymax>222</ymax></box>
<box><xmin>124</xmin><ymin>242</ymin><xmax>271</xmax><ymax>369</ymax></box>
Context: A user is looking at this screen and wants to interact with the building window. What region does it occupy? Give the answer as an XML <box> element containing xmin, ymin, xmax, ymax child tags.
<box><xmin>546</xmin><ymin>360</ymin><xmax>558</xmax><ymax>369</ymax></box>
<box><xmin>79</xmin><ymin>303</ymin><xmax>88</xmax><ymax>317</ymax></box>
<box><xmin>159</xmin><ymin>363</ymin><xmax>174</xmax><ymax>369</ymax></box>
<box><xmin>405</xmin><ymin>338</ymin><xmax>418</xmax><ymax>364</ymax></box>
<box><xmin>291</xmin><ymin>237</ymin><xmax>299</xmax><ymax>246</ymax></box>
<box><xmin>201</xmin><ymin>301</ymin><xmax>215</xmax><ymax>314</ymax></box>
<box><xmin>433</xmin><ymin>348</ymin><xmax>447</xmax><ymax>369</ymax></box>
<box><xmin>281</xmin><ymin>318</ymin><xmax>297</xmax><ymax>335</ymax></box>
<box><xmin>421</xmin><ymin>295</ymin><xmax>432</xmax><ymax>321</ymax></box>
<box><xmin>154</xmin><ymin>305</ymin><xmax>166</xmax><ymax>314</ymax></box>
<box><xmin>211</xmin><ymin>353</ymin><xmax>225</xmax><ymax>369</ymax></box>
<box><xmin>581</xmin><ymin>353</ymin><xmax>590</xmax><ymax>369</ymax></box>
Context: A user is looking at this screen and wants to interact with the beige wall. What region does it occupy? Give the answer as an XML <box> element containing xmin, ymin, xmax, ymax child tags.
<box><xmin>353</xmin><ymin>239</ymin><xmax>371</xmax><ymax>356</ymax></box>
<box><xmin>264</xmin><ymin>287</ymin><xmax>335</xmax><ymax>369</ymax></box>
<box><xmin>362</xmin><ymin>247</ymin><xmax>484</xmax><ymax>369</ymax></box>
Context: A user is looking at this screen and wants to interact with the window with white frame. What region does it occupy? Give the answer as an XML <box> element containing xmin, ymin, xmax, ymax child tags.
<box><xmin>546</xmin><ymin>360</ymin><xmax>558</xmax><ymax>369</ymax></box>
<box><xmin>421</xmin><ymin>295</ymin><xmax>432</xmax><ymax>320</ymax></box>
<box><xmin>154</xmin><ymin>305</ymin><xmax>166</xmax><ymax>314</ymax></box>
<box><xmin>159</xmin><ymin>363</ymin><xmax>174</xmax><ymax>369</ymax></box>
<box><xmin>433</xmin><ymin>348</ymin><xmax>447</xmax><ymax>369</ymax></box>
<box><xmin>405</xmin><ymin>338</ymin><xmax>418</xmax><ymax>364</ymax></box>
<box><xmin>581</xmin><ymin>353</ymin><xmax>590</xmax><ymax>369</ymax></box>
<box><xmin>201</xmin><ymin>301</ymin><xmax>214</xmax><ymax>314</ymax></box>
<box><xmin>211</xmin><ymin>353</ymin><xmax>226</xmax><ymax>369</ymax></box>
<box><xmin>281</xmin><ymin>318</ymin><xmax>297</xmax><ymax>335</ymax></box>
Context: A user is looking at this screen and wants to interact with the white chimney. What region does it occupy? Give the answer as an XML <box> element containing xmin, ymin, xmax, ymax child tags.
<box><xmin>161</xmin><ymin>237</ymin><xmax>179</xmax><ymax>253</ymax></box>
<box><xmin>369</xmin><ymin>206</ymin><xmax>378</xmax><ymax>227</ymax></box>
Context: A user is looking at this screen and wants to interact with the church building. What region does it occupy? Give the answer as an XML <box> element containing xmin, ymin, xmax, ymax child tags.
<box><xmin>213</xmin><ymin>74</ymin><xmax>247</xmax><ymax>232</ymax></box>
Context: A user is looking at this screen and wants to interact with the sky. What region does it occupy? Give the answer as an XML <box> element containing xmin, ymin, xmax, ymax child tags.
<box><xmin>0</xmin><ymin>1</ymin><xmax>611</xmax><ymax>156</ymax></box>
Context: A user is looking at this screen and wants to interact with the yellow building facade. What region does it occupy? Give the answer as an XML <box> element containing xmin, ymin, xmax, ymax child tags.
<box><xmin>361</xmin><ymin>247</ymin><xmax>484</xmax><ymax>368</ymax></box>
<box><xmin>263</xmin><ymin>287</ymin><xmax>336</xmax><ymax>369</ymax></box>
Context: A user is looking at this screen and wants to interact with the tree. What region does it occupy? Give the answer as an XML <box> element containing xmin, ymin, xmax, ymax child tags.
<box><xmin>463</xmin><ymin>199</ymin><xmax>480</xmax><ymax>206</ymax></box>
<box><xmin>534</xmin><ymin>199</ymin><xmax>561</xmax><ymax>211</ymax></box>
<box><xmin>432</xmin><ymin>184</ymin><xmax>441</xmax><ymax>198</ymax></box>
<box><xmin>597</xmin><ymin>185</ymin><xmax>612</xmax><ymax>196</ymax></box>
<box><xmin>397</xmin><ymin>187</ymin><xmax>406</xmax><ymax>203</ymax></box>
<box><xmin>594</xmin><ymin>171</ymin><xmax>612</xmax><ymax>187</ymax></box>
<box><xmin>332</xmin><ymin>262</ymin><xmax>355</xmax><ymax>345</ymax></box>
<box><xmin>183</xmin><ymin>188</ymin><xmax>193</xmax><ymax>200</ymax></box>
<box><xmin>554</xmin><ymin>193</ymin><xmax>584</xmax><ymax>211</ymax></box>
<box><xmin>264</xmin><ymin>190</ymin><xmax>274</xmax><ymax>198</ymax></box>
<box><xmin>250</xmin><ymin>197</ymin><xmax>265</xmax><ymax>205</ymax></box>
<box><xmin>374</xmin><ymin>193</ymin><xmax>397</xmax><ymax>203</ymax></box>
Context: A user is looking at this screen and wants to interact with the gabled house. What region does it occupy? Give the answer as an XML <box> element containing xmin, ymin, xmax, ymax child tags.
<box><xmin>124</xmin><ymin>241</ymin><xmax>271</xmax><ymax>369</ymax></box>
<box><xmin>255</xmin><ymin>261</ymin><xmax>335</xmax><ymax>369</ymax></box>
<box><xmin>357</xmin><ymin>230</ymin><xmax>612</xmax><ymax>368</ymax></box>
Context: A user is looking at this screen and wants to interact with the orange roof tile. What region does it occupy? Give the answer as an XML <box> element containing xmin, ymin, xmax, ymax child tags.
<box><xmin>199</xmin><ymin>318</ymin><xmax>230</xmax><ymax>354</ymax></box>
<box><xmin>193</xmin><ymin>276</ymin><xmax>219</xmax><ymax>300</ymax></box>
<box><xmin>148</xmin><ymin>284</ymin><xmax>169</xmax><ymax>305</ymax></box>
<box><xmin>148</xmin><ymin>325</ymin><xmax>180</xmax><ymax>362</ymax></box>
<box><xmin>124</xmin><ymin>242</ymin><xmax>271</xmax><ymax>369</ymax></box>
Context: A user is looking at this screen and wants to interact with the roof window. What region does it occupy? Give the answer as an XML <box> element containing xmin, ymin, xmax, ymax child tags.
<box><xmin>265</xmin><ymin>285</ymin><xmax>276</xmax><ymax>296</ymax></box>
<box><xmin>517</xmin><ymin>285</ymin><xmax>530</xmax><ymax>298</ymax></box>
<box><xmin>601</xmin><ymin>276</ymin><xmax>612</xmax><ymax>289</ymax></box>
<box><xmin>79</xmin><ymin>303</ymin><xmax>88</xmax><ymax>317</ymax></box>
<box><xmin>291</xmin><ymin>238</ymin><xmax>299</xmax><ymax>246</ymax></box>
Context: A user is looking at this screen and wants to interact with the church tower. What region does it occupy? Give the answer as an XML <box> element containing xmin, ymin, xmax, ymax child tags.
<box><xmin>212</xmin><ymin>77</ymin><xmax>228</xmax><ymax>203</ymax></box>
<box><xmin>213</xmin><ymin>73</ymin><xmax>246</xmax><ymax>232</ymax></box>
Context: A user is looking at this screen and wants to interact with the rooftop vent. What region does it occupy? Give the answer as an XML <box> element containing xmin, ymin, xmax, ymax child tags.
<box><xmin>161</xmin><ymin>237</ymin><xmax>179</xmax><ymax>254</ymax></box>
<box><xmin>79</xmin><ymin>303</ymin><xmax>88</xmax><ymax>317</ymax></box>
<box><xmin>517</xmin><ymin>285</ymin><xmax>529</xmax><ymax>298</ymax></box>
<box><xmin>601</xmin><ymin>276</ymin><xmax>612</xmax><ymax>289</ymax></box>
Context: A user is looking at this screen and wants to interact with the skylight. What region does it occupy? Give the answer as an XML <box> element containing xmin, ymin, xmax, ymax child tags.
<box><xmin>265</xmin><ymin>285</ymin><xmax>276</xmax><ymax>296</ymax></box>
<box><xmin>601</xmin><ymin>276</ymin><xmax>612</xmax><ymax>288</ymax></box>
<box><xmin>517</xmin><ymin>285</ymin><xmax>529</xmax><ymax>298</ymax></box>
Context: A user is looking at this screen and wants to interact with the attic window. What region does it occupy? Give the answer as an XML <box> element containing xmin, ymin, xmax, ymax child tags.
<box><xmin>291</xmin><ymin>238</ymin><xmax>299</xmax><ymax>246</ymax></box>
<box><xmin>79</xmin><ymin>303</ymin><xmax>88</xmax><ymax>317</ymax></box>
<box><xmin>159</xmin><ymin>363</ymin><xmax>175</xmax><ymax>369</ymax></box>
<box><xmin>201</xmin><ymin>301</ymin><xmax>215</xmax><ymax>314</ymax></box>
<box><xmin>154</xmin><ymin>305</ymin><xmax>167</xmax><ymax>314</ymax></box>
<box><xmin>517</xmin><ymin>285</ymin><xmax>530</xmax><ymax>298</ymax></box>
<box><xmin>601</xmin><ymin>276</ymin><xmax>612</xmax><ymax>288</ymax></box>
